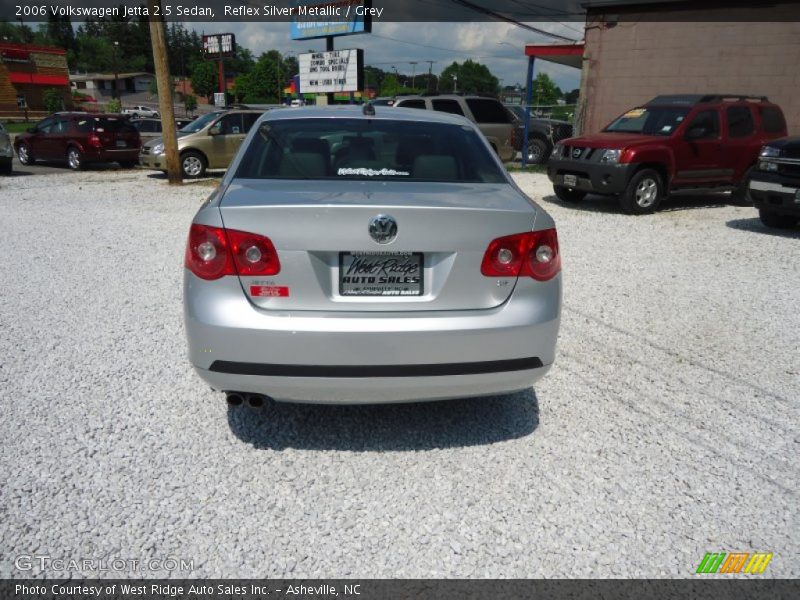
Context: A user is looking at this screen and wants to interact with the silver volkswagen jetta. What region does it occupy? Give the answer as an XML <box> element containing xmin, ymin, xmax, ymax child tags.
<box><xmin>184</xmin><ymin>105</ymin><xmax>561</xmax><ymax>405</ymax></box>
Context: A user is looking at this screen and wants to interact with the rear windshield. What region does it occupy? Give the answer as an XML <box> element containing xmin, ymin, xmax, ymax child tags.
<box><xmin>604</xmin><ymin>106</ymin><xmax>689</xmax><ymax>136</ymax></box>
<box><xmin>179</xmin><ymin>112</ymin><xmax>221</xmax><ymax>133</ymax></box>
<box><xmin>75</xmin><ymin>117</ymin><xmax>137</xmax><ymax>133</ymax></box>
<box><xmin>236</xmin><ymin>118</ymin><xmax>507</xmax><ymax>183</ymax></box>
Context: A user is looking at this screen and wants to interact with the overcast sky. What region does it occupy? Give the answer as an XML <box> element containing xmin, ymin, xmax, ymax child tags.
<box><xmin>190</xmin><ymin>21</ymin><xmax>583</xmax><ymax>92</ymax></box>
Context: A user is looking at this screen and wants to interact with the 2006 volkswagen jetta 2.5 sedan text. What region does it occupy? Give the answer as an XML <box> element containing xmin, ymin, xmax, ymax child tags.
<box><xmin>184</xmin><ymin>105</ymin><xmax>562</xmax><ymax>405</ymax></box>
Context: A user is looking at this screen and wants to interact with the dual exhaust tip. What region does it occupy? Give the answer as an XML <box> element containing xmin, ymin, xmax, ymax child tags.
<box><xmin>226</xmin><ymin>392</ymin><xmax>269</xmax><ymax>408</ymax></box>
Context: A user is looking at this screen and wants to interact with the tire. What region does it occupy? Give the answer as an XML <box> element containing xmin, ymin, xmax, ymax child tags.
<box><xmin>553</xmin><ymin>184</ymin><xmax>587</xmax><ymax>203</ymax></box>
<box><xmin>180</xmin><ymin>151</ymin><xmax>206</xmax><ymax>178</ymax></box>
<box><xmin>620</xmin><ymin>168</ymin><xmax>664</xmax><ymax>215</ymax></box>
<box><xmin>526</xmin><ymin>138</ymin><xmax>550</xmax><ymax>165</ymax></box>
<box><xmin>16</xmin><ymin>142</ymin><xmax>34</xmax><ymax>165</ymax></box>
<box><xmin>0</xmin><ymin>158</ymin><xmax>12</xmax><ymax>175</ymax></box>
<box><xmin>66</xmin><ymin>146</ymin><xmax>84</xmax><ymax>171</ymax></box>
<box><xmin>730</xmin><ymin>166</ymin><xmax>755</xmax><ymax>206</ymax></box>
<box><xmin>759</xmin><ymin>208</ymin><xmax>798</xmax><ymax>229</ymax></box>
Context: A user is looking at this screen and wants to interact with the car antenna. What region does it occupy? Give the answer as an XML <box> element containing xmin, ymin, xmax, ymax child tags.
<box><xmin>362</xmin><ymin>101</ymin><xmax>375</xmax><ymax>116</ymax></box>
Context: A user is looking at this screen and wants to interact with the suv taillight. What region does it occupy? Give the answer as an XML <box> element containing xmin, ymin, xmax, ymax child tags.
<box><xmin>185</xmin><ymin>224</ymin><xmax>280</xmax><ymax>280</ymax></box>
<box><xmin>481</xmin><ymin>229</ymin><xmax>560</xmax><ymax>281</ymax></box>
<box><xmin>88</xmin><ymin>134</ymin><xmax>102</xmax><ymax>148</ymax></box>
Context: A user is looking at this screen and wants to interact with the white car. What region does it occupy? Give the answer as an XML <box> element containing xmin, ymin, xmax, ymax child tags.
<box><xmin>122</xmin><ymin>105</ymin><xmax>160</xmax><ymax>119</ymax></box>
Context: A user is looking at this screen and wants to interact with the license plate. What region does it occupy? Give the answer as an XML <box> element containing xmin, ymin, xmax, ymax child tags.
<box><xmin>339</xmin><ymin>252</ymin><xmax>423</xmax><ymax>297</ymax></box>
<box><xmin>563</xmin><ymin>174</ymin><xmax>577</xmax><ymax>187</ymax></box>
<box><xmin>116</xmin><ymin>140</ymin><xmax>127</xmax><ymax>148</ymax></box>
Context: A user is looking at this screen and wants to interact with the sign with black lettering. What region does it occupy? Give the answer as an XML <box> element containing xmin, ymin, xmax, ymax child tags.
<box><xmin>202</xmin><ymin>33</ymin><xmax>236</xmax><ymax>58</ymax></box>
<box><xmin>299</xmin><ymin>49</ymin><xmax>363</xmax><ymax>94</ymax></box>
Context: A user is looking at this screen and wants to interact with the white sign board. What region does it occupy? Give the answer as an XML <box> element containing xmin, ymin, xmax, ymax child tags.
<box><xmin>299</xmin><ymin>49</ymin><xmax>363</xmax><ymax>94</ymax></box>
<box><xmin>214</xmin><ymin>93</ymin><xmax>227</xmax><ymax>107</ymax></box>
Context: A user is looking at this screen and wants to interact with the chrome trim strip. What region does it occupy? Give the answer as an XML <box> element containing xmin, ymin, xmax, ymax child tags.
<box><xmin>749</xmin><ymin>180</ymin><xmax>799</xmax><ymax>193</ymax></box>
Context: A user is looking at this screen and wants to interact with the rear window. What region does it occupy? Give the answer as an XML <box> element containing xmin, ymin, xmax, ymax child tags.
<box><xmin>432</xmin><ymin>99</ymin><xmax>464</xmax><ymax>116</ymax></box>
<box><xmin>726</xmin><ymin>106</ymin><xmax>755</xmax><ymax>138</ymax></box>
<box><xmin>759</xmin><ymin>106</ymin><xmax>786</xmax><ymax>134</ymax></box>
<box><xmin>465</xmin><ymin>99</ymin><xmax>511</xmax><ymax>124</ymax></box>
<box><xmin>74</xmin><ymin>117</ymin><xmax>137</xmax><ymax>133</ymax></box>
<box><xmin>236</xmin><ymin>118</ymin><xmax>506</xmax><ymax>183</ymax></box>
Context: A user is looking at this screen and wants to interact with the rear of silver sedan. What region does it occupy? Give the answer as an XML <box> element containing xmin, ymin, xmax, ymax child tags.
<box><xmin>184</xmin><ymin>107</ymin><xmax>561</xmax><ymax>404</ymax></box>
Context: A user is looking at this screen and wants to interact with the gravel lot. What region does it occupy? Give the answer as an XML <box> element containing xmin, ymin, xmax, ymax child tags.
<box><xmin>1</xmin><ymin>169</ymin><xmax>797</xmax><ymax>578</ymax></box>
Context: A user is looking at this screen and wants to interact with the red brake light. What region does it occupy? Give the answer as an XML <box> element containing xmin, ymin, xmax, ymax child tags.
<box><xmin>481</xmin><ymin>228</ymin><xmax>560</xmax><ymax>281</ymax></box>
<box><xmin>88</xmin><ymin>134</ymin><xmax>102</xmax><ymax>148</ymax></box>
<box><xmin>185</xmin><ymin>224</ymin><xmax>280</xmax><ymax>280</ymax></box>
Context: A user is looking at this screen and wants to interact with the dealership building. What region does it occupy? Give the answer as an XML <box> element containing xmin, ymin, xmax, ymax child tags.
<box><xmin>572</xmin><ymin>0</ymin><xmax>800</xmax><ymax>134</ymax></box>
<box><xmin>0</xmin><ymin>42</ymin><xmax>70</xmax><ymax>114</ymax></box>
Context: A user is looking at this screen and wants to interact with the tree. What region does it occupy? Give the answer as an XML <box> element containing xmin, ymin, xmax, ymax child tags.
<box><xmin>184</xmin><ymin>95</ymin><xmax>198</xmax><ymax>114</ymax></box>
<box><xmin>379</xmin><ymin>73</ymin><xmax>400</xmax><ymax>97</ymax></box>
<box><xmin>532</xmin><ymin>72</ymin><xmax>562</xmax><ymax>106</ymax></box>
<box><xmin>42</xmin><ymin>88</ymin><xmax>64</xmax><ymax>113</ymax></box>
<box><xmin>564</xmin><ymin>88</ymin><xmax>581</xmax><ymax>105</ymax></box>
<box><xmin>190</xmin><ymin>61</ymin><xmax>218</xmax><ymax>101</ymax></box>
<box><xmin>439</xmin><ymin>60</ymin><xmax>499</xmax><ymax>95</ymax></box>
<box><xmin>233</xmin><ymin>53</ymin><xmax>280</xmax><ymax>103</ymax></box>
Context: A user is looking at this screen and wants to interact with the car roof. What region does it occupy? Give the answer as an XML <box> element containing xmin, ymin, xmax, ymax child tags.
<box><xmin>646</xmin><ymin>94</ymin><xmax>772</xmax><ymax>106</ymax></box>
<box><xmin>259</xmin><ymin>104</ymin><xmax>474</xmax><ymax>126</ymax></box>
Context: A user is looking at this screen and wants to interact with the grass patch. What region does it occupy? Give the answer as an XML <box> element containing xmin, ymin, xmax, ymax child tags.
<box><xmin>1</xmin><ymin>122</ymin><xmax>35</xmax><ymax>134</ymax></box>
<box><xmin>505</xmin><ymin>163</ymin><xmax>548</xmax><ymax>174</ymax></box>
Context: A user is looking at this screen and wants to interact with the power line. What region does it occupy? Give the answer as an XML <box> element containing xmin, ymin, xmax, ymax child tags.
<box><xmin>449</xmin><ymin>0</ymin><xmax>579</xmax><ymax>41</ymax></box>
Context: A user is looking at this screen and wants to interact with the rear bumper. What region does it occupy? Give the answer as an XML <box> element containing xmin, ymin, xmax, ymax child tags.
<box><xmin>84</xmin><ymin>147</ymin><xmax>140</xmax><ymax>162</ymax></box>
<box><xmin>548</xmin><ymin>159</ymin><xmax>636</xmax><ymax>195</ymax></box>
<box><xmin>750</xmin><ymin>176</ymin><xmax>800</xmax><ymax>217</ymax></box>
<box><xmin>185</xmin><ymin>272</ymin><xmax>561</xmax><ymax>404</ymax></box>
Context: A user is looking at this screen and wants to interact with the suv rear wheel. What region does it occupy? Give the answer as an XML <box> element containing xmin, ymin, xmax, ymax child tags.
<box><xmin>731</xmin><ymin>166</ymin><xmax>755</xmax><ymax>206</ymax></box>
<box><xmin>553</xmin><ymin>185</ymin><xmax>586</xmax><ymax>203</ymax></box>
<box><xmin>759</xmin><ymin>208</ymin><xmax>798</xmax><ymax>229</ymax></box>
<box><xmin>526</xmin><ymin>138</ymin><xmax>550</xmax><ymax>165</ymax></box>
<box><xmin>620</xmin><ymin>168</ymin><xmax>664</xmax><ymax>215</ymax></box>
<box><xmin>181</xmin><ymin>151</ymin><xmax>207</xmax><ymax>178</ymax></box>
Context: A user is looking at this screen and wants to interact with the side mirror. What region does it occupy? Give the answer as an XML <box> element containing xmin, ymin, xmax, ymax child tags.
<box><xmin>208</xmin><ymin>124</ymin><xmax>222</xmax><ymax>136</ymax></box>
<box><xmin>685</xmin><ymin>126</ymin><xmax>707</xmax><ymax>140</ymax></box>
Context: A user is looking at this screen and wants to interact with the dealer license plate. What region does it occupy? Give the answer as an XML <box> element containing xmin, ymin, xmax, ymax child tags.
<box><xmin>339</xmin><ymin>252</ymin><xmax>423</xmax><ymax>297</ymax></box>
<box><xmin>116</xmin><ymin>140</ymin><xmax>127</xmax><ymax>148</ymax></box>
<box><xmin>563</xmin><ymin>174</ymin><xmax>577</xmax><ymax>187</ymax></box>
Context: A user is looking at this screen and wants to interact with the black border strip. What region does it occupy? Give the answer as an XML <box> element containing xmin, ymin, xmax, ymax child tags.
<box><xmin>209</xmin><ymin>357</ymin><xmax>543</xmax><ymax>377</ymax></box>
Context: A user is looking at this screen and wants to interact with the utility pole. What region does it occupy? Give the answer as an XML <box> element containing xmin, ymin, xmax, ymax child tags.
<box><xmin>426</xmin><ymin>60</ymin><xmax>435</xmax><ymax>93</ymax></box>
<box><xmin>409</xmin><ymin>61</ymin><xmax>417</xmax><ymax>90</ymax></box>
<box><xmin>148</xmin><ymin>0</ymin><xmax>181</xmax><ymax>184</ymax></box>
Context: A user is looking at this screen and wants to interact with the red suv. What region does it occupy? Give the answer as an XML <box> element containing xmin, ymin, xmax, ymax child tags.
<box><xmin>548</xmin><ymin>95</ymin><xmax>788</xmax><ymax>214</ymax></box>
<box><xmin>14</xmin><ymin>112</ymin><xmax>141</xmax><ymax>170</ymax></box>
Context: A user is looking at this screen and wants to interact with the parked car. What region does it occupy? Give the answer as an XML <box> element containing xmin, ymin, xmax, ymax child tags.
<box><xmin>505</xmin><ymin>105</ymin><xmax>573</xmax><ymax>164</ymax></box>
<box><xmin>548</xmin><ymin>94</ymin><xmax>788</xmax><ymax>214</ymax></box>
<box><xmin>392</xmin><ymin>95</ymin><xmax>516</xmax><ymax>162</ymax></box>
<box><xmin>131</xmin><ymin>117</ymin><xmax>193</xmax><ymax>140</ymax></box>
<box><xmin>14</xmin><ymin>112</ymin><xmax>141</xmax><ymax>170</ymax></box>
<box><xmin>122</xmin><ymin>105</ymin><xmax>160</xmax><ymax>118</ymax></box>
<box><xmin>139</xmin><ymin>109</ymin><xmax>264</xmax><ymax>178</ymax></box>
<box><xmin>749</xmin><ymin>137</ymin><xmax>800</xmax><ymax>229</ymax></box>
<box><xmin>183</xmin><ymin>105</ymin><xmax>562</xmax><ymax>405</ymax></box>
<box><xmin>0</xmin><ymin>122</ymin><xmax>12</xmax><ymax>175</ymax></box>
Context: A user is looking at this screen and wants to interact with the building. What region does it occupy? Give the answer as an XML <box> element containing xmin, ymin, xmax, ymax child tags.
<box><xmin>69</xmin><ymin>72</ymin><xmax>154</xmax><ymax>101</ymax></box>
<box><xmin>578</xmin><ymin>0</ymin><xmax>800</xmax><ymax>134</ymax></box>
<box><xmin>0</xmin><ymin>42</ymin><xmax>70</xmax><ymax>113</ymax></box>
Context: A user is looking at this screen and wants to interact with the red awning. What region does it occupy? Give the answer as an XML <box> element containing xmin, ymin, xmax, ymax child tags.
<box><xmin>524</xmin><ymin>43</ymin><xmax>584</xmax><ymax>69</ymax></box>
<box><xmin>8</xmin><ymin>72</ymin><xmax>69</xmax><ymax>86</ymax></box>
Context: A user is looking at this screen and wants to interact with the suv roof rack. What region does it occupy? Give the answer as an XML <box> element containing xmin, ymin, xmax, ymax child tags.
<box><xmin>647</xmin><ymin>94</ymin><xmax>769</xmax><ymax>106</ymax></box>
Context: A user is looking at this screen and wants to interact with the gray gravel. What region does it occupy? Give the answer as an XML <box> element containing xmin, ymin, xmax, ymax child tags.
<box><xmin>0</xmin><ymin>170</ymin><xmax>797</xmax><ymax>578</ymax></box>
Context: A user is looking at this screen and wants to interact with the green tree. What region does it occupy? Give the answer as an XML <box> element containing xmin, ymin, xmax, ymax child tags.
<box><xmin>184</xmin><ymin>95</ymin><xmax>198</xmax><ymax>114</ymax></box>
<box><xmin>439</xmin><ymin>60</ymin><xmax>499</xmax><ymax>95</ymax></box>
<box><xmin>564</xmin><ymin>88</ymin><xmax>580</xmax><ymax>105</ymax></box>
<box><xmin>42</xmin><ymin>88</ymin><xmax>64</xmax><ymax>113</ymax></box>
<box><xmin>106</xmin><ymin>98</ymin><xmax>122</xmax><ymax>113</ymax></box>
<box><xmin>532</xmin><ymin>72</ymin><xmax>562</xmax><ymax>106</ymax></box>
<box><xmin>234</xmin><ymin>53</ymin><xmax>280</xmax><ymax>103</ymax></box>
<box><xmin>191</xmin><ymin>61</ymin><xmax>219</xmax><ymax>101</ymax></box>
<box><xmin>379</xmin><ymin>73</ymin><xmax>400</xmax><ymax>97</ymax></box>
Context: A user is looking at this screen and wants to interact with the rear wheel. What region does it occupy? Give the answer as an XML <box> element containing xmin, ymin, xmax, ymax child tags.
<box><xmin>526</xmin><ymin>138</ymin><xmax>550</xmax><ymax>165</ymax></box>
<box><xmin>759</xmin><ymin>208</ymin><xmax>798</xmax><ymax>229</ymax></box>
<box><xmin>731</xmin><ymin>166</ymin><xmax>755</xmax><ymax>206</ymax></box>
<box><xmin>620</xmin><ymin>168</ymin><xmax>664</xmax><ymax>214</ymax></box>
<box><xmin>17</xmin><ymin>142</ymin><xmax>34</xmax><ymax>165</ymax></box>
<box><xmin>181</xmin><ymin>151</ymin><xmax>206</xmax><ymax>178</ymax></box>
<box><xmin>553</xmin><ymin>185</ymin><xmax>586</xmax><ymax>203</ymax></box>
<box><xmin>67</xmin><ymin>146</ymin><xmax>84</xmax><ymax>171</ymax></box>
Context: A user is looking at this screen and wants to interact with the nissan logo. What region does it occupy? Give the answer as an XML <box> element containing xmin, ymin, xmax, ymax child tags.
<box><xmin>368</xmin><ymin>214</ymin><xmax>398</xmax><ymax>244</ymax></box>
<box><xmin>572</xmin><ymin>147</ymin><xmax>583</xmax><ymax>159</ymax></box>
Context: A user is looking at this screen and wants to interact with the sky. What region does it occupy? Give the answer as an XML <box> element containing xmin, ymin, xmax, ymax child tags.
<box><xmin>190</xmin><ymin>21</ymin><xmax>584</xmax><ymax>92</ymax></box>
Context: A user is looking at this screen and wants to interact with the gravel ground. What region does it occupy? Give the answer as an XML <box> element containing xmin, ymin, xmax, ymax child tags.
<box><xmin>0</xmin><ymin>169</ymin><xmax>797</xmax><ymax>578</ymax></box>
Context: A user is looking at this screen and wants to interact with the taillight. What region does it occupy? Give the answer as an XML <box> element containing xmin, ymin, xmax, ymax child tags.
<box><xmin>184</xmin><ymin>224</ymin><xmax>280</xmax><ymax>280</ymax></box>
<box><xmin>481</xmin><ymin>228</ymin><xmax>560</xmax><ymax>281</ymax></box>
<box><xmin>88</xmin><ymin>134</ymin><xmax>102</xmax><ymax>148</ymax></box>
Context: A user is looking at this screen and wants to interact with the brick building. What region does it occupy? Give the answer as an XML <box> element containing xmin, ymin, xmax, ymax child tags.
<box><xmin>579</xmin><ymin>1</ymin><xmax>800</xmax><ymax>134</ymax></box>
<box><xmin>0</xmin><ymin>42</ymin><xmax>70</xmax><ymax>113</ymax></box>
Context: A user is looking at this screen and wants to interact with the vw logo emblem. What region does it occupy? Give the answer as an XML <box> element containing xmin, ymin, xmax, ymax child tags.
<box><xmin>572</xmin><ymin>147</ymin><xmax>582</xmax><ymax>159</ymax></box>
<box><xmin>368</xmin><ymin>214</ymin><xmax>397</xmax><ymax>244</ymax></box>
